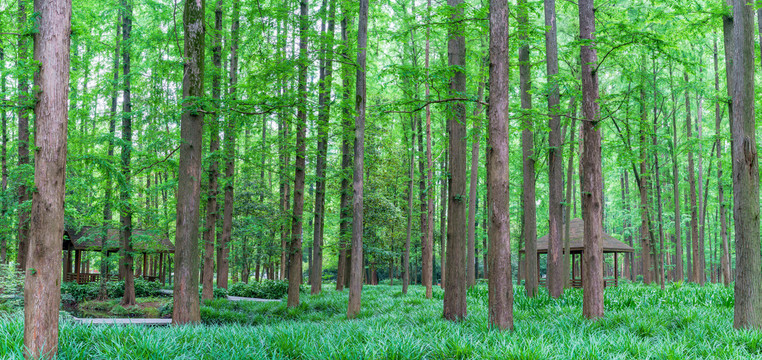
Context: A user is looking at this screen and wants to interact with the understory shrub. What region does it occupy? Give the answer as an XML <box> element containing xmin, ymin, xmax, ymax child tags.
<box><xmin>227</xmin><ymin>280</ymin><xmax>295</xmax><ymax>299</ymax></box>
<box><xmin>61</xmin><ymin>278</ymin><xmax>163</xmax><ymax>302</ymax></box>
<box><xmin>0</xmin><ymin>263</ymin><xmax>24</xmax><ymax>310</ymax></box>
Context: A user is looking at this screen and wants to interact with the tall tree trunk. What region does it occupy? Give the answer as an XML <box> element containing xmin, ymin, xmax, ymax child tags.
<box><xmin>518</xmin><ymin>0</ymin><xmax>536</xmax><ymax>297</ymax></box>
<box><xmin>311</xmin><ymin>0</ymin><xmax>335</xmax><ymax>296</ymax></box>
<box><xmin>16</xmin><ymin>0</ymin><xmax>30</xmax><ymax>271</ymax></box>
<box><xmin>424</xmin><ymin>0</ymin><xmax>435</xmax><ymax>296</ymax></box>
<box><xmin>730</xmin><ymin>0</ymin><xmax>762</xmax><ymax>329</ymax></box>
<box><xmin>336</xmin><ymin>10</ymin><xmax>352</xmax><ymax>292</ymax></box>
<box><xmin>287</xmin><ymin>0</ymin><xmax>309</xmax><ymax>309</ymax></box>
<box><xmin>579</xmin><ymin>0</ymin><xmax>603</xmax><ymax>319</ymax></box>
<box><xmin>487</xmin><ymin>0</ymin><xmax>512</xmax><ymax>330</ymax></box>
<box><xmin>684</xmin><ymin>72</ymin><xmax>700</xmax><ymax>284</ymax></box>
<box><xmin>403</xmin><ymin>118</ymin><xmax>414</xmax><ymax>294</ymax></box>
<box><xmin>713</xmin><ymin>36</ymin><xmax>731</xmax><ymax>287</ymax></box>
<box><xmin>120</xmin><ymin>0</ymin><xmax>135</xmax><ymax>306</ymax></box>
<box><xmin>467</xmin><ymin>79</ymin><xmax>485</xmax><ymax>288</ymax></box>
<box><xmin>443</xmin><ymin>0</ymin><xmax>467</xmax><ymax>321</ymax></box>
<box><xmin>277</xmin><ymin>16</ymin><xmax>291</xmax><ymax>282</ymax></box>
<box><xmin>99</xmin><ymin>21</ymin><xmax>121</xmax><ymax>300</ymax></box>
<box><xmin>668</xmin><ymin>61</ymin><xmax>683</xmax><ymax>282</ymax></box>
<box><xmin>202</xmin><ymin>0</ymin><xmax>223</xmax><ymax>301</ymax></box>
<box><xmin>545</xmin><ymin>0</ymin><xmax>563</xmax><ymax>298</ymax></box>
<box><xmin>0</xmin><ymin>43</ymin><xmax>6</xmax><ymax>263</ymax></box>
<box><xmin>347</xmin><ymin>0</ymin><xmax>368</xmax><ymax>319</ymax></box>
<box><xmin>638</xmin><ymin>74</ymin><xmax>651</xmax><ymax>286</ymax></box>
<box><xmin>172</xmin><ymin>0</ymin><xmax>205</xmax><ymax>324</ymax></box>
<box><xmin>697</xmin><ymin>94</ymin><xmax>706</xmax><ymax>285</ymax></box>
<box><xmin>219</xmin><ymin>0</ymin><xmax>240</xmax><ymax>290</ymax></box>
<box><xmin>439</xmin><ymin>150</ymin><xmax>447</xmax><ymax>289</ymax></box>
<box><xmin>22</xmin><ymin>0</ymin><xmax>71</xmax><ymax>355</ymax></box>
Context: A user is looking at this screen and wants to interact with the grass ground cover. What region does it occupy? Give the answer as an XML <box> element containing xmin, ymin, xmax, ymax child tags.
<box><xmin>0</xmin><ymin>282</ymin><xmax>758</xmax><ymax>359</ymax></box>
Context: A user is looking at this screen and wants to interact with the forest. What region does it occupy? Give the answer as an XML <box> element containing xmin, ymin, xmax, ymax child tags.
<box><xmin>1</xmin><ymin>0</ymin><xmax>762</xmax><ymax>358</ymax></box>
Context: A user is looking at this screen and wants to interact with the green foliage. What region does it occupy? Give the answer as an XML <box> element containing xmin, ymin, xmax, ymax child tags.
<box><xmin>0</xmin><ymin>263</ymin><xmax>24</xmax><ymax>310</ymax></box>
<box><xmin>60</xmin><ymin>279</ymin><xmax>164</xmax><ymax>302</ymax></box>
<box><xmin>227</xmin><ymin>280</ymin><xmax>295</xmax><ymax>299</ymax></box>
<box><xmin>0</xmin><ymin>284</ymin><xmax>750</xmax><ymax>358</ymax></box>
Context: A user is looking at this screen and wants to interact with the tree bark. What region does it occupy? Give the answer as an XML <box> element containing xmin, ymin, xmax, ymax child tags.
<box><xmin>668</xmin><ymin>61</ymin><xmax>682</xmax><ymax>282</ymax></box>
<box><xmin>439</xmin><ymin>149</ymin><xmax>447</xmax><ymax>289</ymax></box>
<box><xmin>730</xmin><ymin>0</ymin><xmax>762</xmax><ymax>329</ymax></box>
<box><xmin>347</xmin><ymin>0</ymin><xmax>368</xmax><ymax>319</ymax></box>
<box><xmin>120</xmin><ymin>0</ymin><xmax>135</xmax><ymax>306</ymax></box>
<box><xmin>638</xmin><ymin>72</ymin><xmax>651</xmax><ymax>286</ymax></box>
<box><xmin>579</xmin><ymin>0</ymin><xmax>603</xmax><ymax>319</ymax></box>
<box><xmin>219</xmin><ymin>0</ymin><xmax>240</xmax><ymax>289</ymax></box>
<box><xmin>336</xmin><ymin>9</ymin><xmax>352</xmax><ymax>292</ymax></box>
<box><xmin>172</xmin><ymin>0</ymin><xmax>205</xmax><ymax>324</ymax></box>
<box><xmin>443</xmin><ymin>0</ymin><xmax>467</xmax><ymax>321</ymax></box>
<box><xmin>403</xmin><ymin>117</ymin><xmax>414</xmax><ymax>294</ymax></box>
<box><xmin>424</xmin><ymin>0</ymin><xmax>435</xmax><ymax>295</ymax></box>
<box><xmin>684</xmin><ymin>72</ymin><xmax>700</xmax><ymax>284</ymax></box>
<box><xmin>22</xmin><ymin>0</ymin><xmax>71</xmax><ymax>356</ymax></box>
<box><xmin>311</xmin><ymin>0</ymin><xmax>336</xmax><ymax>296</ymax></box>
<box><xmin>16</xmin><ymin>0</ymin><xmax>30</xmax><ymax>272</ymax></box>
<box><xmin>0</xmin><ymin>44</ymin><xmax>6</xmax><ymax>263</ymax></box>
<box><xmin>202</xmin><ymin>0</ymin><xmax>223</xmax><ymax>301</ymax></box>
<box><xmin>544</xmin><ymin>0</ymin><xmax>563</xmax><ymax>298</ymax></box>
<box><xmin>518</xmin><ymin>0</ymin><xmax>536</xmax><ymax>297</ymax></box>
<box><xmin>287</xmin><ymin>0</ymin><xmax>309</xmax><ymax>308</ymax></box>
<box><xmin>713</xmin><ymin>36</ymin><xmax>731</xmax><ymax>287</ymax></box>
<box><xmin>466</xmin><ymin>79</ymin><xmax>485</xmax><ymax>288</ymax></box>
<box><xmin>487</xmin><ymin>0</ymin><xmax>512</xmax><ymax>330</ymax></box>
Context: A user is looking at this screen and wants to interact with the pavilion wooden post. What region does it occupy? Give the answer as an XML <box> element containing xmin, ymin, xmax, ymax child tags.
<box><xmin>537</xmin><ymin>253</ymin><xmax>541</xmax><ymax>285</ymax></box>
<box><xmin>142</xmin><ymin>252</ymin><xmax>147</xmax><ymax>279</ymax></box>
<box><xmin>159</xmin><ymin>253</ymin><xmax>165</xmax><ymax>283</ymax></box>
<box><xmin>63</xmin><ymin>249</ymin><xmax>71</xmax><ymax>282</ymax></box>
<box><xmin>614</xmin><ymin>252</ymin><xmax>619</xmax><ymax>286</ymax></box>
<box><xmin>74</xmin><ymin>249</ymin><xmax>82</xmax><ymax>284</ymax></box>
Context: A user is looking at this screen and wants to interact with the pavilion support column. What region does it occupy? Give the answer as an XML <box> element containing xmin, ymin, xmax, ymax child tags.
<box><xmin>142</xmin><ymin>252</ymin><xmax>147</xmax><ymax>279</ymax></box>
<box><xmin>537</xmin><ymin>254</ymin><xmax>541</xmax><ymax>285</ymax></box>
<box><xmin>159</xmin><ymin>253</ymin><xmax>165</xmax><ymax>283</ymax></box>
<box><xmin>64</xmin><ymin>249</ymin><xmax>71</xmax><ymax>282</ymax></box>
<box><xmin>614</xmin><ymin>252</ymin><xmax>619</xmax><ymax>286</ymax></box>
<box><xmin>74</xmin><ymin>250</ymin><xmax>82</xmax><ymax>284</ymax></box>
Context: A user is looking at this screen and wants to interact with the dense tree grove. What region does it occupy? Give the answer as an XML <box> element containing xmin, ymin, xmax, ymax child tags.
<box><xmin>2</xmin><ymin>0</ymin><xmax>762</xmax><ymax>354</ymax></box>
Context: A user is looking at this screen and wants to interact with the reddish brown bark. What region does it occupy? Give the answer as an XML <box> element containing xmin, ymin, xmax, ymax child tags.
<box><xmin>347</xmin><ymin>0</ymin><xmax>368</xmax><ymax>319</ymax></box>
<box><xmin>443</xmin><ymin>0</ymin><xmax>467</xmax><ymax>321</ymax></box>
<box><xmin>16</xmin><ymin>0</ymin><xmax>30</xmax><ymax>272</ymax></box>
<box><xmin>172</xmin><ymin>0</ymin><xmax>205</xmax><ymax>324</ymax></box>
<box><xmin>487</xmin><ymin>0</ymin><xmax>512</xmax><ymax>330</ymax></box>
<box><xmin>579</xmin><ymin>0</ymin><xmax>604</xmax><ymax>319</ymax></box>
<box><xmin>22</xmin><ymin>0</ymin><xmax>71</xmax><ymax>356</ymax></box>
<box><xmin>120</xmin><ymin>0</ymin><xmax>135</xmax><ymax>307</ymax></box>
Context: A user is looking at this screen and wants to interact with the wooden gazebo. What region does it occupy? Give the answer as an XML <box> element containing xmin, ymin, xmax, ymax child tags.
<box><xmin>63</xmin><ymin>226</ymin><xmax>174</xmax><ymax>284</ymax></box>
<box><xmin>520</xmin><ymin>218</ymin><xmax>634</xmax><ymax>288</ymax></box>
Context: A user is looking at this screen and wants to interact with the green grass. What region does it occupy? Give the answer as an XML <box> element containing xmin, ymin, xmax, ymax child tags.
<box><xmin>0</xmin><ymin>282</ymin><xmax>758</xmax><ymax>359</ymax></box>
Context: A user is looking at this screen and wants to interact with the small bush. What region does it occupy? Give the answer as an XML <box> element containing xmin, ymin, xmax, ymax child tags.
<box><xmin>213</xmin><ymin>287</ymin><xmax>228</xmax><ymax>299</ymax></box>
<box><xmin>158</xmin><ymin>301</ymin><xmax>173</xmax><ymax>317</ymax></box>
<box><xmin>228</xmin><ymin>280</ymin><xmax>291</xmax><ymax>299</ymax></box>
<box><xmin>142</xmin><ymin>307</ymin><xmax>160</xmax><ymax>318</ymax></box>
<box><xmin>61</xmin><ymin>278</ymin><xmax>161</xmax><ymax>303</ymax></box>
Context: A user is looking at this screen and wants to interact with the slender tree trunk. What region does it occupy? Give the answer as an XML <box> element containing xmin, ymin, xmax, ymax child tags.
<box><xmin>202</xmin><ymin>0</ymin><xmax>223</xmax><ymax>301</ymax></box>
<box><xmin>545</xmin><ymin>0</ymin><xmax>563</xmax><ymax>298</ymax></box>
<box><xmin>667</xmin><ymin>61</ymin><xmax>683</xmax><ymax>282</ymax></box>
<box><xmin>336</xmin><ymin>10</ymin><xmax>352</xmax><ymax>292</ymax></box>
<box><xmin>219</xmin><ymin>0</ymin><xmax>240</xmax><ymax>290</ymax></box>
<box><xmin>684</xmin><ymin>72</ymin><xmax>700</xmax><ymax>284</ymax></box>
<box><xmin>443</xmin><ymin>0</ymin><xmax>467</xmax><ymax>321</ymax></box>
<box><xmin>713</xmin><ymin>36</ymin><xmax>731</xmax><ymax>287</ymax></box>
<box><xmin>99</xmin><ymin>21</ymin><xmax>121</xmax><ymax>300</ymax></box>
<box><xmin>120</xmin><ymin>0</ymin><xmax>135</xmax><ymax>306</ymax></box>
<box><xmin>311</xmin><ymin>0</ymin><xmax>336</xmax><ymax>296</ymax></box>
<box><xmin>487</xmin><ymin>0</ymin><xmax>512</xmax><ymax>330</ymax></box>
<box><xmin>347</xmin><ymin>0</ymin><xmax>368</xmax><ymax>319</ymax></box>
<box><xmin>518</xmin><ymin>0</ymin><xmax>536</xmax><ymax>297</ymax></box>
<box><xmin>579</xmin><ymin>0</ymin><xmax>603</xmax><ymax>319</ymax></box>
<box><xmin>403</xmin><ymin>117</ymin><xmax>414</xmax><ymax>294</ymax></box>
<box><xmin>424</xmin><ymin>0</ymin><xmax>435</xmax><ymax>295</ymax></box>
<box><xmin>697</xmin><ymin>93</ymin><xmax>706</xmax><ymax>285</ymax></box>
<box><xmin>22</xmin><ymin>0</ymin><xmax>71</xmax><ymax>355</ymax></box>
<box><xmin>287</xmin><ymin>0</ymin><xmax>309</xmax><ymax>309</ymax></box>
<box><xmin>563</xmin><ymin>99</ymin><xmax>578</xmax><ymax>287</ymax></box>
<box><xmin>439</xmin><ymin>150</ymin><xmax>447</xmax><ymax>289</ymax></box>
<box><xmin>0</xmin><ymin>44</ymin><xmax>5</xmax><ymax>263</ymax></box>
<box><xmin>730</xmin><ymin>0</ymin><xmax>762</xmax><ymax>329</ymax></box>
<box><xmin>467</xmin><ymin>79</ymin><xmax>485</xmax><ymax>288</ymax></box>
<box><xmin>172</xmin><ymin>0</ymin><xmax>205</xmax><ymax>324</ymax></box>
<box><xmin>16</xmin><ymin>0</ymin><xmax>31</xmax><ymax>271</ymax></box>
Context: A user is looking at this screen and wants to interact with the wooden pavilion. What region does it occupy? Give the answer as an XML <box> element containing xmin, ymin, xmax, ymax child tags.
<box><xmin>63</xmin><ymin>226</ymin><xmax>174</xmax><ymax>284</ymax></box>
<box><xmin>520</xmin><ymin>218</ymin><xmax>634</xmax><ymax>288</ymax></box>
